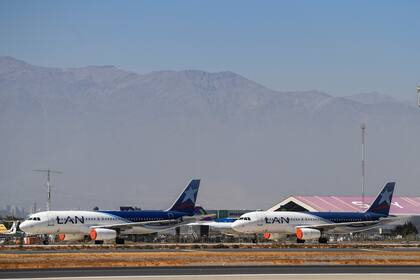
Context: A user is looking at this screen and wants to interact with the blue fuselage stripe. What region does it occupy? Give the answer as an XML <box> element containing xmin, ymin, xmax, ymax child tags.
<box><xmin>309</xmin><ymin>211</ymin><xmax>386</xmax><ymax>223</ymax></box>
<box><xmin>99</xmin><ymin>210</ymin><xmax>190</xmax><ymax>222</ymax></box>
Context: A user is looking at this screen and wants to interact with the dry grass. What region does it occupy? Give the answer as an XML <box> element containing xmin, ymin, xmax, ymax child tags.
<box><xmin>2</xmin><ymin>250</ymin><xmax>420</xmax><ymax>269</ymax></box>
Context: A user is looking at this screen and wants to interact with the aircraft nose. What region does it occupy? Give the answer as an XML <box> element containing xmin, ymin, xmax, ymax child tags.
<box><xmin>19</xmin><ymin>221</ymin><xmax>31</xmax><ymax>233</ymax></box>
<box><xmin>231</xmin><ymin>221</ymin><xmax>244</xmax><ymax>233</ymax></box>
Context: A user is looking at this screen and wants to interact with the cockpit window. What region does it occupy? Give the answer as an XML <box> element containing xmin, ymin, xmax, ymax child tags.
<box><xmin>239</xmin><ymin>217</ymin><xmax>251</xmax><ymax>221</ymax></box>
<box><xmin>27</xmin><ymin>217</ymin><xmax>41</xmax><ymax>221</ymax></box>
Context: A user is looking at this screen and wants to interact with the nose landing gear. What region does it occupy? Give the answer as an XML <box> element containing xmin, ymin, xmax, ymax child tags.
<box><xmin>42</xmin><ymin>234</ymin><xmax>49</xmax><ymax>245</ymax></box>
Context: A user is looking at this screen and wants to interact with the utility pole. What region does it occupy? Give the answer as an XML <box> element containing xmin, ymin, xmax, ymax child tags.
<box><xmin>417</xmin><ymin>86</ymin><xmax>420</xmax><ymax>107</ymax></box>
<box><xmin>361</xmin><ymin>123</ymin><xmax>366</xmax><ymax>207</ymax></box>
<box><xmin>33</xmin><ymin>169</ymin><xmax>62</xmax><ymax>211</ymax></box>
<box><xmin>32</xmin><ymin>201</ymin><xmax>37</xmax><ymax>214</ymax></box>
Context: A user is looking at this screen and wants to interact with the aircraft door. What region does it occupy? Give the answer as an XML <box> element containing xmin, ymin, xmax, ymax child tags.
<box><xmin>47</xmin><ymin>214</ymin><xmax>55</xmax><ymax>226</ymax></box>
<box><xmin>257</xmin><ymin>217</ymin><xmax>265</xmax><ymax>231</ymax></box>
<box><xmin>257</xmin><ymin>214</ymin><xmax>271</xmax><ymax>232</ymax></box>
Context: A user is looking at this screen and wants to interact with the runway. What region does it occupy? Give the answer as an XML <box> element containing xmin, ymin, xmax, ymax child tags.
<box><xmin>2</xmin><ymin>266</ymin><xmax>420</xmax><ymax>279</ymax></box>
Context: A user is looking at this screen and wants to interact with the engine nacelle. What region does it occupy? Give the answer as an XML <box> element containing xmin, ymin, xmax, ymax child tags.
<box><xmin>58</xmin><ymin>233</ymin><xmax>85</xmax><ymax>242</ymax></box>
<box><xmin>296</xmin><ymin>228</ymin><xmax>321</xmax><ymax>240</ymax></box>
<box><xmin>90</xmin><ymin>228</ymin><xmax>117</xmax><ymax>241</ymax></box>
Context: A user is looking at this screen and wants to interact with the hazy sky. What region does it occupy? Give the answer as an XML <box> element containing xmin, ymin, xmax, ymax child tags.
<box><xmin>1</xmin><ymin>0</ymin><xmax>419</xmax><ymax>98</ymax></box>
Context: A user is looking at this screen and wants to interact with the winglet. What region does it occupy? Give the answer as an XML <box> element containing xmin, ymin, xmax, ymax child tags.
<box><xmin>366</xmin><ymin>182</ymin><xmax>395</xmax><ymax>216</ymax></box>
<box><xmin>167</xmin><ymin>179</ymin><xmax>200</xmax><ymax>214</ymax></box>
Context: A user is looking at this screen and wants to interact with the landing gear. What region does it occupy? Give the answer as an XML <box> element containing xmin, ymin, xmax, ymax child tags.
<box><xmin>42</xmin><ymin>234</ymin><xmax>49</xmax><ymax>245</ymax></box>
<box><xmin>94</xmin><ymin>240</ymin><xmax>104</xmax><ymax>245</ymax></box>
<box><xmin>318</xmin><ymin>237</ymin><xmax>328</xmax><ymax>244</ymax></box>
<box><xmin>115</xmin><ymin>237</ymin><xmax>125</xmax><ymax>245</ymax></box>
<box><xmin>296</xmin><ymin>238</ymin><xmax>305</xmax><ymax>244</ymax></box>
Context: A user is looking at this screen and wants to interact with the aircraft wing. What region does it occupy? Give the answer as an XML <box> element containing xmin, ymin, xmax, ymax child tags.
<box><xmin>296</xmin><ymin>217</ymin><xmax>397</xmax><ymax>233</ymax></box>
<box><xmin>187</xmin><ymin>221</ymin><xmax>213</xmax><ymax>226</ymax></box>
<box><xmin>90</xmin><ymin>214</ymin><xmax>216</xmax><ymax>231</ymax></box>
<box><xmin>187</xmin><ymin>214</ymin><xmax>217</xmax><ymax>221</ymax></box>
<box><xmin>90</xmin><ymin>219</ymin><xmax>182</xmax><ymax>230</ymax></box>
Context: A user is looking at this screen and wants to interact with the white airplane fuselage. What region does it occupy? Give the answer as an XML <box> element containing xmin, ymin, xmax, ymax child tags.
<box><xmin>233</xmin><ymin>212</ymin><xmax>318</xmax><ymax>234</ymax></box>
<box><xmin>232</xmin><ymin>211</ymin><xmax>386</xmax><ymax>236</ymax></box>
<box><xmin>20</xmin><ymin>210</ymin><xmax>187</xmax><ymax>236</ymax></box>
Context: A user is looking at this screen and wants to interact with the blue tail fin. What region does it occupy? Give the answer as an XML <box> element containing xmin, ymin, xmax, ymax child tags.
<box><xmin>167</xmin><ymin>179</ymin><xmax>200</xmax><ymax>214</ymax></box>
<box><xmin>366</xmin><ymin>182</ymin><xmax>395</xmax><ymax>216</ymax></box>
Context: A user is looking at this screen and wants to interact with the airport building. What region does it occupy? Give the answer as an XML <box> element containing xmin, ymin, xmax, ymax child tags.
<box><xmin>267</xmin><ymin>195</ymin><xmax>420</xmax><ymax>214</ymax></box>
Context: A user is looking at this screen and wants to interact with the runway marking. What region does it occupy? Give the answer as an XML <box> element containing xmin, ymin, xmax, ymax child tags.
<box><xmin>360</xmin><ymin>248</ymin><xmax>387</xmax><ymax>252</ymax></box>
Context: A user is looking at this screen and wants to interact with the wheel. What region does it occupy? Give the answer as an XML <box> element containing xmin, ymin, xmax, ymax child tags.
<box><xmin>42</xmin><ymin>239</ymin><xmax>49</xmax><ymax>245</ymax></box>
<box><xmin>94</xmin><ymin>240</ymin><xmax>104</xmax><ymax>245</ymax></box>
<box><xmin>318</xmin><ymin>237</ymin><xmax>328</xmax><ymax>244</ymax></box>
<box><xmin>115</xmin><ymin>238</ymin><xmax>125</xmax><ymax>245</ymax></box>
<box><xmin>296</xmin><ymin>238</ymin><xmax>305</xmax><ymax>244</ymax></box>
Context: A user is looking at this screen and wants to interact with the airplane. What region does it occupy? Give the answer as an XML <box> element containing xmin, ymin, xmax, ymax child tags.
<box><xmin>20</xmin><ymin>179</ymin><xmax>201</xmax><ymax>244</ymax></box>
<box><xmin>0</xmin><ymin>221</ymin><xmax>21</xmax><ymax>244</ymax></box>
<box><xmin>231</xmin><ymin>182</ymin><xmax>397</xmax><ymax>243</ymax></box>
<box><xmin>0</xmin><ymin>221</ymin><xmax>18</xmax><ymax>236</ymax></box>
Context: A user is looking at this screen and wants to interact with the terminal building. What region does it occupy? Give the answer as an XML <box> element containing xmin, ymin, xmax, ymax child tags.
<box><xmin>267</xmin><ymin>195</ymin><xmax>420</xmax><ymax>215</ymax></box>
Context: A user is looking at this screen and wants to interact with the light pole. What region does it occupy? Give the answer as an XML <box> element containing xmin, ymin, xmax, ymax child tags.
<box><xmin>361</xmin><ymin>123</ymin><xmax>366</xmax><ymax>207</ymax></box>
<box><xmin>417</xmin><ymin>86</ymin><xmax>420</xmax><ymax>107</ymax></box>
<box><xmin>33</xmin><ymin>169</ymin><xmax>62</xmax><ymax>211</ymax></box>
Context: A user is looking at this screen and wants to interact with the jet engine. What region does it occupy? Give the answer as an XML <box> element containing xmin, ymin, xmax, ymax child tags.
<box><xmin>58</xmin><ymin>233</ymin><xmax>85</xmax><ymax>242</ymax></box>
<box><xmin>89</xmin><ymin>228</ymin><xmax>117</xmax><ymax>241</ymax></box>
<box><xmin>296</xmin><ymin>228</ymin><xmax>321</xmax><ymax>240</ymax></box>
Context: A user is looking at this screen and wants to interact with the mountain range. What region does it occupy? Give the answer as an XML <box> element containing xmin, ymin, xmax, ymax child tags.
<box><xmin>1</xmin><ymin>56</ymin><xmax>419</xmax><ymax>212</ymax></box>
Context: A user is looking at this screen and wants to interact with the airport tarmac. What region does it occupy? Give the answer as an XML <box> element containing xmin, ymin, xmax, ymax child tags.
<box><xmin>2</xmin><ymin>276</ymin><xmax>420</xmax><ymax>280</ymax></box>
<box><xmin>2</xmin><ymin>266</ymin><xmax>420</xmax><ymax>279</ymax></box>
<box><xmin>7</xmin><ymin>276</ymin><xmax>420</xmax><ymax>280</ymax></box>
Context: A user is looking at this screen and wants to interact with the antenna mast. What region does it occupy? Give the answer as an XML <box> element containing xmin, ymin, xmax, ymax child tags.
<box><xmin>361</xmin><ymin>123</ymin><xmax>366</xmax><ymax>207</ymax></box>
<box><xmin>33</xmin><ymin>169</ymin><xmax>62</xmax><ymax>211</ymax></box>
<box><xmin>417</xmin><ymin>86</ymin><xmax>420</xmax><ymax>107</ymax></box>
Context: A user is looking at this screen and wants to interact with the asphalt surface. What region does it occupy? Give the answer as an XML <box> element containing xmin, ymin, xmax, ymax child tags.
<box><xmin>1</xmin><ymin>265</ymin><xmax>420</xmax><ymax>279</ymax></box>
